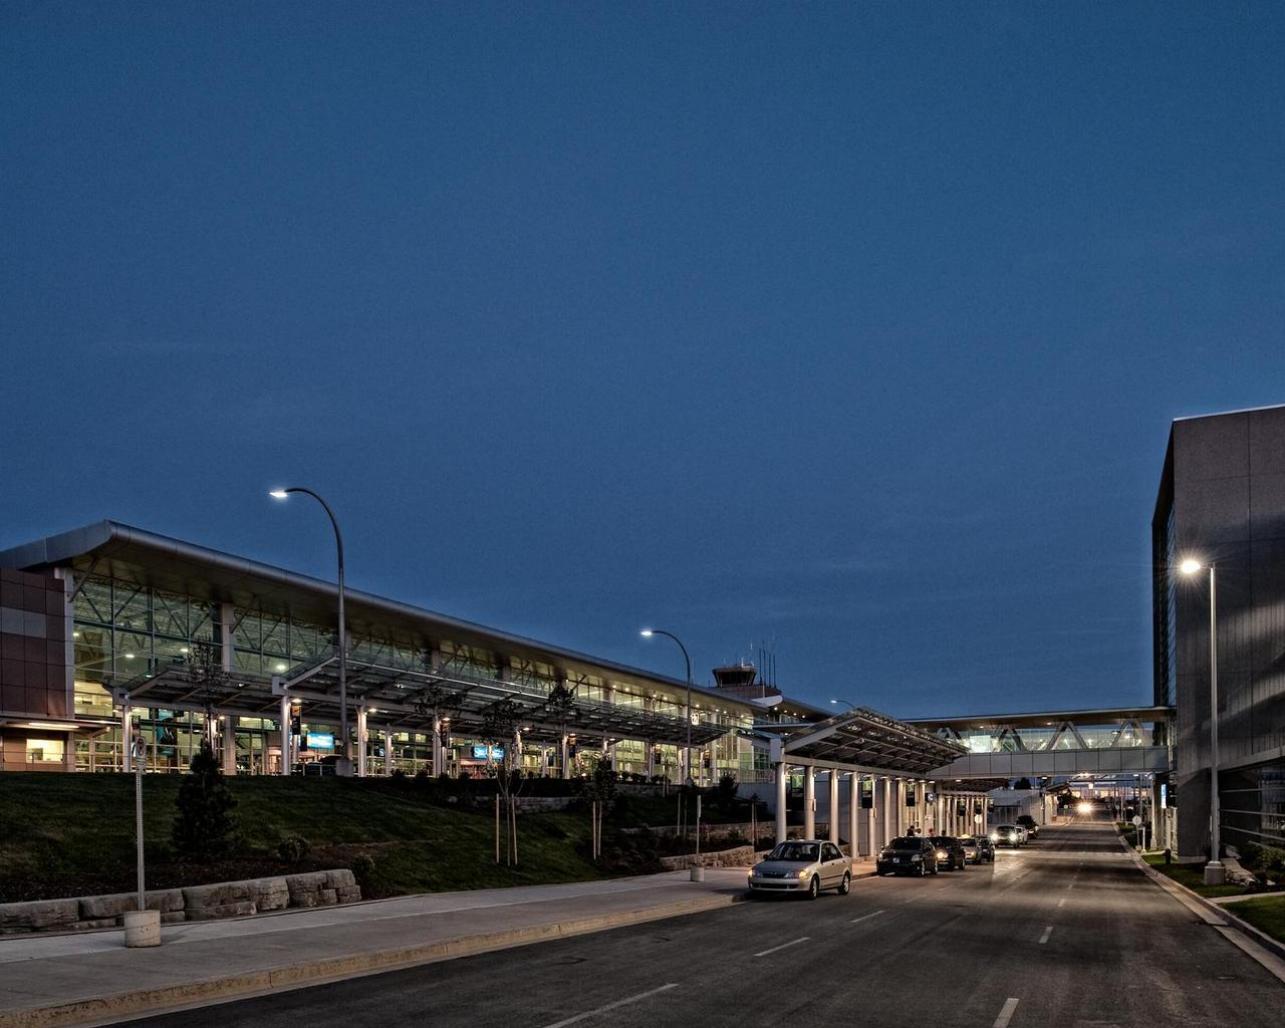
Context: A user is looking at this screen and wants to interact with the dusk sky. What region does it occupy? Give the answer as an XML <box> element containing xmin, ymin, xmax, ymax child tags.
<box><xmin>3</xmin><ymin>3</ymin><xmax>1283</xmax><ymax>718</ymax></box>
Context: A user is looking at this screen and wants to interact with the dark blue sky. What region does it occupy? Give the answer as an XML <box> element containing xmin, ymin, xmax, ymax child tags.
<box><xmin>3</xmin><ymin>3</ymin><xmax>1283</xmax><ymax>717</ymax></box>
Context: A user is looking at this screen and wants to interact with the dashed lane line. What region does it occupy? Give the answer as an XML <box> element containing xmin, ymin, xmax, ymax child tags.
<box><xmin>992</xmin><ymin>997</ymin><xmax>1020</xmax><ymax>1028</ymax></box>
<box><xmin>754</xmin><ymin>936</ymin><xmax>810</xmax><ymax>958</ymax></box>
<box><xmin>540</xmin><ymin>983</ymin><xmax>679</xmax><ymax>1028</ymax></box>
<box><xmin>850</xmin><ymin>910</ymin><xmax>886</xmax><ymax>925</ymax></box>
<box><xmin>1038</xmin><ymin>925</ymin><xmax>1053</xmax><ymax>944</ymax></box>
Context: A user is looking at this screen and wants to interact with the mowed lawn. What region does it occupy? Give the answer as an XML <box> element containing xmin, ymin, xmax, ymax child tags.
<box><xmin>0</xmin><ymin>773</ymin><xmax>606</xmax><ymax>902</ymax></box>
<box><xmin>1227</xmin><ymin>895</ymin><xmax>1285</xmax><ymax>944</ymax></box>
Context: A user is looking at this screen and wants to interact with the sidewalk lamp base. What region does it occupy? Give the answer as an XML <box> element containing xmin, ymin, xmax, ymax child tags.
<box><xmin>1203</xmin><ymin>860</ymin><xmax>1226</xmax><ymax>886</ymax></box>
<box><xmin>123</xmin><ymin>909</ymin><xmax>161</xmax><ymax>948</ymax></box>
<box><xmin>690</xmin><ymin>865</ymin><xmax>705</xmax><ymax>882</ymax></box>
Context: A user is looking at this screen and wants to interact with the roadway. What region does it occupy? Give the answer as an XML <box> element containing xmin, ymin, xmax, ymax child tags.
<box><xmin>129</xmin><ymin>822</ymin><xmax>1283</xmax><ymax>1027</ymax></box>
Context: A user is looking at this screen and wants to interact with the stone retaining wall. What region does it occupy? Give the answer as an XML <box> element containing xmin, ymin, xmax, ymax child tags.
<box><xmin>0</xmin><ymin>869</ymin><xmax>360</xmax><ymax>935</ymax></box>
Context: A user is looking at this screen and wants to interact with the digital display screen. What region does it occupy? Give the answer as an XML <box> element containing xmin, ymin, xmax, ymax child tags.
<box><xmin>306</xmin><ymin>732</ymin><xmax>334</xmax><ymax>751</ymax></box>
<box><xmin>471</xmin><ymin>745</ymin><xmax>504</xmax><ymax>760</ymax></box>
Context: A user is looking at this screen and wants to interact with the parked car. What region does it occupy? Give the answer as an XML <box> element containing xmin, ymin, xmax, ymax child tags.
<box><xmin>747</xmin><ymin>840</ymin><xmax>851</xmax><ymax>899</ymax></box>
<box><xmin>876</xmin><ymin>836</ymin><xmax>940</xmax><ymax>877</ymax></box>
<box><xmin>929</xmin><ymin>836</ymin><xmax>968</xmax><ymax>871</ymax></box>
<box><xmin>1016</xmin><ymin>815</ymin><xmax>1040</xmax><ymax>839</ymax></box>
<box><xmin>992</xmin><ymin>824</ymin><xmax>1023</xmax><ymax>847</ymax></box>
<box><xmin>959</xmin><ymin>835</ymin><xmax>995</xmax><ymax>864</ymax></box>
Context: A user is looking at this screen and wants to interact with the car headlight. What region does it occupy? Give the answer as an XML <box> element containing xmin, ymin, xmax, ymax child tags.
<box><xmin>989</xmin><ymin>833</ymin><xmax>999</xmax><ymax>842</ymax></box>
<box><xmin>796</xmin><ymin>868</ymin><xmax>811</xmax><ymax>878</ymax></box>
<box><xmin>936</xmin><ymin>850</ymin><xmax>948</xmax><ymax>859</ymax></box>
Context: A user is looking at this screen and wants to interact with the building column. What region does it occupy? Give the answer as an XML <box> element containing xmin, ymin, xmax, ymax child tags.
<box><xmin>431</xmin><ymin>714</ymin><xmax>442</xmax><ymax>777</ymax></box>
<box><xmin>221</xmin><ymin>715</ymin><xmax>236</xmax><ymax>775</ymax></box>
<box><xmin>356</xmin><ymin>707</ymin><xmax>368</xmax><ymax>777</ymax></box>
<box><xmin>560</xmin><ymin>732</ymin><xmax>570</xmax><ymax>780</ymax></box>
<box><xmin>866</xmin><ymin>776</ymin><xmax>877</xmax><ymax>855</ymax></box>
<box><xmin>829</xmin><ymin>771</ymin><xmax>840</xmax><ymax>844</ymax></box>
<box><xmin>1150</xmin><ymin>777</ymin><xmax>1162</xmax><ymax>851</ymax></box>
<box><xmin>881</xmin><ymin>776</ymin><xmax>892</xmax><ymax>845</ymax></box>
<box><xmin>121</xmin><ymin>701</ymin><xmax>133</xmax><ymax>772</ymax></box>
<box><xmin>775</xmin><ymin>762</ymin><xmax>788</xmax><ymax>844</ymax></box>
<box><xmin>804</xmin><ymin>766</ymin><xmax>816</xmax><ymax>839</ymax></box>
<box><xmin>848</xmin><ymin>772</ymin><xmax>859</xmax><ymax>857</ymax></box>
<box><xmin>645</xmin><ymin>743</ymin><xmax>655</xmax><ymax>778</ymax></box>
<box><xmin>279</xmin><ymin>694</ymin><xmax>292</xmax><ymax>775</ymax></box>
<box><xmin>383</xmin><ymin>729</ymin><xmax>392</xmax><ymax>776</ymax></box>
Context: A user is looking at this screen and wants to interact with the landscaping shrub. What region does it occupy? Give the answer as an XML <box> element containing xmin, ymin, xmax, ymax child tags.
<box><xmin>172</xmin><ymin>740</ymin><xmax>238</xmax><ymax>860</ymax></box>
<box><xmin>277</xmin><ymin>835</ymin><xmax>311</xmax><ymax>864</ymax></box>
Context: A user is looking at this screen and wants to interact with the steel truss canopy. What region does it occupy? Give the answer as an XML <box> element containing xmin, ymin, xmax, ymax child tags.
<box><xmin>767</xmin><ymin>708</ymin><xmax>967</xmax><ymax>775</ymax></box>
<box><xmin>115</xmin><ymin>655</ymin><xmax>726</xmax><ymax>748</ymax></box>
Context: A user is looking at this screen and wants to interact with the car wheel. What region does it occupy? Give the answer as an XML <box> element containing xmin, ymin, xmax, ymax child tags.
<box><xmin>930</xmin><ymin>863</ymin><xmax>939</xmax><ymax>875</ymax></box>
<box><xmin>838</xmin><ymin>872</ymin><xmax>851</xmax><ymax>895</ymax></box>
<box><xmin>917</xmin><ymin>863</ymin><xmax>926</xmax><ymax>877</ymax></box>
<box><xmin>808</xmin><ymin>876</ymin><xmax>820</xmax><ymax>900</ymax></box>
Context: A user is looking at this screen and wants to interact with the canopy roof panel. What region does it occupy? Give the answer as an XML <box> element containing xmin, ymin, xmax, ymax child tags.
<box><xmin>770</xmin><ymin>708</ymin><xmax>966</xmax><ymax>775</ymax></box>
<box><xmin>115</xmin><ymin>655</ymin><xmax>727</xmax><ymax>747</ymax></box>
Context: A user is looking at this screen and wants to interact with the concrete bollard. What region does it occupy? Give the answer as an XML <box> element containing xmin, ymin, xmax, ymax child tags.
<box><xmin>690</xmin><ymin>865</ymin><xmax>705</xmax><ymax>882</ymax></box>
<box><xmin>123</xmin><ymin>909</ymin><xmax>161</xmax><ymax>947</ymax></box>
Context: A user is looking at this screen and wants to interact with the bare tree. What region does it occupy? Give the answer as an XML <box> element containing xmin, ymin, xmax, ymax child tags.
<box><xmin>542</xmin><ymin>681</ymin><xmax>577</xmax><ymax>778</ymax></box>
<box><xmin>412</xmin><ymin>675</ymin><xmax>465</xmax><ymax>776</ymax></box>
<box><xmin>481</xmin><ymin>697</ymin><xmax>523</xmax><ymax>866</ymax></box>
<box><xmin>187</xmin><ymin>641</ymin><xmax>227</xmax><ymax>749</ymax></box>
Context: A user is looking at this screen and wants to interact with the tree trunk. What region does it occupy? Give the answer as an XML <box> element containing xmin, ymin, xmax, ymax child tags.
<box><xmin>494</xmin><ymin>794</ymin><xmax>500</xmax><ymax>864</ymax></box>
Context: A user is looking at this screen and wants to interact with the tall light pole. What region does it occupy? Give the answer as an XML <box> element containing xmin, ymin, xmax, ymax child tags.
<box><xmin>641</xmin><ymin>629</ymin><xmax>694</xmax><ymax>786</ymax></box>
<box><xmin>272</xmin><ymin>487</ymin><xmax>351</xmax><ymax>777</ymax></box>
<box><xmin>829</xmin><ymin>698</ymin><xmax>857</xmax><ymax>712</ymax></box>
<box><xmin>1179</xmin><ymin>556</ymin><xmax>1224</xmax><ymax>884</ymax></box>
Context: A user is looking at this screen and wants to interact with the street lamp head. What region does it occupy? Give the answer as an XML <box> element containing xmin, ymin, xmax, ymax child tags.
<box><xmin>269</xmin><ymin>489</ymin><xmax>290</xmax><ymax>500</ymax></box>
<box><xmin>829</xmin><ymin>698</ymin><xmax>840</xmax><ymax>705</ymax></box>
<box><xmin>639</xmin><ymin>629</ymin><xmax>654</xmax><ymax>638</ymax></box>
<box><xmin>1179</xmin><ymin>557</ymin><xmax>1204</xmax><ymax>576</ymax></box>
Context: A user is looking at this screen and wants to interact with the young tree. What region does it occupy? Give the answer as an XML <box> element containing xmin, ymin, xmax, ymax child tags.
<box><xmin>187</xmin><ymin>641</ymin><xmax>227</xmax><ymax>748</ymax></box>
<box><xmin>172</xmin><ymin>739</ymin><xmax>238</xmax><ymax>860</ymax></box>
<box><xmin>480</xmin><ymin>697</ymin><xmax>523</xmax><ymax>866</ymax></box>
<box><xmin>581</xmin><ymin>757</ymin><xmax>618</xmax><ymax>860</ymax></box>
<box><xmin>541</xmin><ymin>681</ymin><xmax>577</xmax><ymax>778</ymax></box>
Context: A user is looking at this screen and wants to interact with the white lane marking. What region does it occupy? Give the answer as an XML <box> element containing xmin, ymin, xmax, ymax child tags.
<box><xmin>850</xmin><ymin>910</ymin><xmax>886</xmax><ymax>925</ymax></box>
<box><xmin>540</xmin><ymin>983</ymin><xmax>679</xmax><ymax>1028</ymax></box>
<box><xmin>754</xmin><ymin>935</ymin><xmax>810</xmax><ymax>957</ymax></box>
<box><xmin>1039</xmin><ymin>925</ymin><xmax>1053</xmax><ymax>944</ymax></box>
<box><xmin>1057</xmin><ymin>897</ymin><xmax>1066</xmax><ymax>908</ymax></box>
<box><xmin>993</xmin><ymin>997</ymin><xmax>1020</xmax><ymax>1028</ymax></box>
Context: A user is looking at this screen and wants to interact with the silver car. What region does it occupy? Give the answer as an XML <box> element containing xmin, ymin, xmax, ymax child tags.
<box><xmin>747</xmin><ymin>840</ymin><xmax>852</xmax><ymax>899</ymax></box>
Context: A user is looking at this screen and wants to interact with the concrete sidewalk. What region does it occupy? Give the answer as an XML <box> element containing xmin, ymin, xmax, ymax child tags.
<box><xmin>0</xmin><ymin>862</ymin><xmax>872</xmax><ymax>1027</ymax></box>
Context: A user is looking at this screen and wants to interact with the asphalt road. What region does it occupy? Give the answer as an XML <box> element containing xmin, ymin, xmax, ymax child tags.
<box><xmin>130</xmin><ymin>822</ymin><xmax>1283</xmax><ymax>1027</ymax></box>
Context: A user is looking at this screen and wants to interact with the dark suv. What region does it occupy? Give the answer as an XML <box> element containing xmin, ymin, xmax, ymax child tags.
<box><xmin>1016</xmin><ymin>815</ymin><xmax>1040</xmax><ymax>839</ymax></box>
<box><xmin>929</xmin><ymin>836</ymin><xmax>968</xmax><ymax>871</ymax></box>
<box><xmin>876</xmin><ymin>836</ymin><xmax>940</xmax><ymax>877</ymax></box>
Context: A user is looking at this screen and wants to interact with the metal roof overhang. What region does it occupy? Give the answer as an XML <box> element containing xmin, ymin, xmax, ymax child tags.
<box><xmin>905</xmin><ymin>706</ymin><xmax>1174</xmax><ymax>731</ymax></box>
<box><xmin>0</xmin><ymin>520</ymin><xmax>747</xmax><ymax>715</ymax></box>
<box><xmin>770</xmin><ymin>708</ymin><xmax>967</xmax><ymax>776</ymax></box>
<box><xmin>115</xmin><ymin>656</ymin><xmax>727</xmax><ymax>747</ymax></box>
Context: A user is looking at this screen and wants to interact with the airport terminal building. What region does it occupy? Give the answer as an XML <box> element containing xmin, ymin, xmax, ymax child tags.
<box><xmin>0</xmin><ymin>520</ymin><xmax>827</xmax><ymax>781</ymax></box>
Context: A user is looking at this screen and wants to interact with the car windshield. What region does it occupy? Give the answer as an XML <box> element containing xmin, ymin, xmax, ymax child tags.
<box><xmin>958</xmin><ymin>836</ymin><xmax>976</xmax><ymax>845</ymax></box>
<box><xmin>888</xmin><ymin>837</ymin><xmax>923</xmax><ymax>850</ymax></box>
<box><xmin>929</xmin><ymin>837</ymin><xmax>952</xmax><ymax>846</ymax></box>
<box><xmin>769</xmin><ymin>843</ymin><xmax>819</xmax><ymax>862</ymax></box>
<box><xmin>998</xmin><ymin>825</ymin><xmax>1016</xmax><ymax>832</ymax></box>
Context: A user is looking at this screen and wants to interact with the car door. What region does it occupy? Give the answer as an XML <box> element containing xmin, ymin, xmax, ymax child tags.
<box><xmin>823</xmin><ymin>843</ymin><xmax>844</xmax><ymax>884</ymax></box>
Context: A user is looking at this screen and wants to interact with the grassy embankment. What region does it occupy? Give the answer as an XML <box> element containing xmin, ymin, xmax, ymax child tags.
<box><xmin>1142</xmin><ymin>853</ymin><xmax>1246</xmax><ymax>899</ymax></box>
<box><xmin>0</xmin><ymin>773</ymin><xmax>610</xmax><ymax>902</ymax></box>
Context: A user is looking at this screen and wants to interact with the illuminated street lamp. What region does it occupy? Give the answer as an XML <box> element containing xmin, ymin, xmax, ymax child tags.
<box><xmin>271</xmin><ymin>487</ymin><xmax>351</xmax><ymax>777</ymax></box>
<box><xmin>829</xmin><ymin>698</ymin><xmax>857</xmax><ymax>712</ymax></box>
<box><xmin>640</xmin><ymin>628</ymin><xmax>694</xmax><ymax>786</ymax></box>
<box><xmin>1179</xmin><ymin>556</ymin><xmax>1223</xmax><ymax>885</ymax></box>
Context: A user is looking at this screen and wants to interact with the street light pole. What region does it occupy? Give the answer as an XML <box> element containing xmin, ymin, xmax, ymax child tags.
<box><xmin>641</xmin><ymin>629</ymin><xmax>693</xmax><ymax>786</ymax></box>
<box><xmin>272</xmin><ymin>487</ymin><xmax>351</xmax><ymax>777</ymax></box>
<box><xmin>829</xmin><ymin>698</ymin><xmax>857</xmax><ymax>712</ymax></box>
<box><xmin>1179</xmin><ymin>557</ymin><xmax>1224</xmax><ymax>885</ymax></box>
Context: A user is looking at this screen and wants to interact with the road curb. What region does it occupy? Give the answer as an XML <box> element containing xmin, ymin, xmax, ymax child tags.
<box><xmin>0</xmin><ymin>892</ymin><xmax>746</xmax><ymax>1028</ymax></box>
<box><xmin>1119</xmin><ymin>837</ymin><xmax>1285</xmax><ymax>966</ymax></box>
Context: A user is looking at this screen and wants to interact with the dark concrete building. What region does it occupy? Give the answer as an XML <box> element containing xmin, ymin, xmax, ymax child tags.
<box><xmin>1152</xmin><ymin>404</ymin><xmax>1285</xmax><ymax>859</ymax></box>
